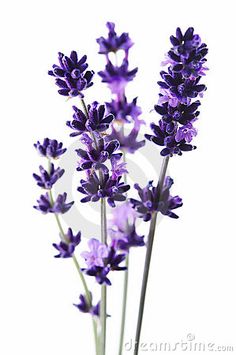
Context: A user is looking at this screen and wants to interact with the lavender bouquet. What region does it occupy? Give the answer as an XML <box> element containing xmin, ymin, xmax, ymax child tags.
<box><xmin>33</xmin><ymin>23</ymin><xmax>208</xmax><ymax>355</ymax></box>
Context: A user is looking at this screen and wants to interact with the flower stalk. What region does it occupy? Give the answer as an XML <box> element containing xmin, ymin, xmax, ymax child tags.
<box><xmin>49</xmin><ymin>184</ymin><xmax>99</xmax><ymax>355</ymax></box>
<box><xmin>101</xmin><ymin>197</ymin><xmax>108</xmax><ymax>355</ymax></box>
<box><xmin>133</xmin><ymin>156</ymin><xmax>169</xmax><ymax>355</ymax></box>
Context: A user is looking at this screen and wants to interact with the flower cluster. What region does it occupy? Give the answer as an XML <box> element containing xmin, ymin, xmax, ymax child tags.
<box><xmin>130</xmin><ymin>177</ymin><xmax>183</xmax><ymax>221</ymax></box>
<box><xmin>74</xmin><ymin>293</ymin><xmax>100</xmax><ymax>316</ymax></box>
<box><xmin>53</xmin><ymin>228</ymin><xmax>81</xmax><ymax>258</ymax></box>
<box><xmin>48</xmin><ymin>51</ymin><xmax>94</xmax><ymax>98</ymax></box>
<box><xmin>81</xmin><ymin>239</ymin><xmax>127</xmax><ymax>285</ymax></box>
<box><xmin>72</xmin><ymin>102</ymin><xmax>130</xmax><ymax>207</ymax></box>
<box><xmin>67</xmin><ymin>102</ymin><xmax>114</xmax><ymax>137</ymax></box>
<box><xmin>33</xmin><ymin>139</ymin><xmax>74</xmax><ymax>214</ymax></box>
<box><xmin>97</xmin><ymin>22</ymin><xmax>133</xmax><ymax>56</ymax></box>
<box><xmin>97</xmin><ymin>22</ymin><xmax>145</xmax><ymax>154</ymax></box>
<box><xmin>145</xmin><ymin>27</ymin><xmax>208</xmax><ymax>156</ymax></box>
<box><xmin>109</xmin><ymin>201</ymin><xmax>145</xmax><ymax>251</ymax></box>
<box><xmin>34</xmin><ymin>138</ymin><xmax>67</xmax><ymax>159</ymax></box>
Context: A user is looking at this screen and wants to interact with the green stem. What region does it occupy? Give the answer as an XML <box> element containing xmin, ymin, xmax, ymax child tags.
<box><xmin>100</xmin><ymin>197</ymin><xmax>107</xmax><ymax>355</ymax></box>
<box><xmin>118</xmin><ymin>146</ymin><xmax>129</xmax><ymax>355</ymax></box>
<box><xmin>133</xmin><ymin>156</ymin><xmax>169</xmax><ymax>355</ymax></box>
<box><xmin>49</xmin><ymin>186</ymin><xmax>99</xmax><ymax>355</ymax></box>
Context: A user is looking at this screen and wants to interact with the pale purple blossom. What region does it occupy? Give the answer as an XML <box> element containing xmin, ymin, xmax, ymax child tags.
<box><xmin>81</xmin><ymin>239</ymin><xmax>109</xmax><ymax>268</ymax></box>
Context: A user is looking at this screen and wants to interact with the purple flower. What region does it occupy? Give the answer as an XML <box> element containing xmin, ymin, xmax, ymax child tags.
<box><xmin>109</xmin><ymin>202</ymin><xmax>145</xmax><ymax>251</ymax></box>
<box><xmin>145</xmin><ymin>27</ymin><xmax>208</xmax><ymax>157</ymax></box>
<box><xmin>175</xmin><ymin>123</ymin><xmax>197</xmax><ymax>143</ymax></box>
<box><xmin>74</xmin><ymin>294</ymin><xmax>100</xmax><ymax>316</ymax></box>
<box><xmin>81</xmin><ymin>240</ymin><xmax>127</xmax><ymax>285</ymax></box>
<box><xmin>48</xmin><ymin>51</ymin><xmax>94</xmax><ymax>98</ymax></box>
<box><xmin>110</xmin><ymin>119</ymin><xmax>145</xmax><ymax>154</ymax></box>
<box><xmin>67</xmin><ymin>102</ymin><xmax>114</xmax><ymax>137</ymax></box>
<box><xmin>130</xmin><ymin>177</ymin><xmax>183</xmax><ymax>221</ymax></box>
<box><xmin>52</xmin><ymin>193</ymin><xmax>74</xmax><ymax>214</ymax></box>
<box><xmin>158</xmin><ymin>71</ymin><xmax>206</xmax><ymax>106</ymax></box>
<box><xmin>33</xmin><ymin>192</ymin><xmax>52</xmax><ymax>213</ymax></box>
<box><xmin>33</xmin><ymin>163</ymin><xmax>64</xmax><ymax>189</ymax></box>
<box><xmin>154</xmin><ymin>100</ymin><xmax>200</xmax><ymax>125</ymax></box>
<box><xmin>78</xmin><ymin>170</ymin><xmax>130</xmax><ymax>207</ymax></box>
<box><xmin>34</xmin><ymin>138</ymin><xmax>67</xmax><ymax>159</ymax></box>
<box><xmin>110</xmin><ymin>155</ymin><xmax>128</xmax><ymax>179</ymax></box>
<box><xmin>34</xmin><ymin>192</ymin><xmax>74</xmax><ymax>214</ymax></box>
<box><xmin>76</xmin><ymin>137</ymin><xmax>121</xmax><ymax>172</ymax></box>
<box><xmin>106</xmin><ymin>97</ymin><xmax>142</xmax><ymax>123</ymax></box>
<box><xmin>167</xmin><ymin>27</ymin><xmax>208</xmax><ymax>79</ymax></box>
<box><xmin>98</xmin><ymin>59</ymin><xmax>138</xmax><ymax>95</ymax></box>
<box><xmin>52</xmin><ymin>228</ymin><xmax>81</xmax><ymax>258</ymax></box>
<box><xmin>145</xmin><ymin>120</ymin><xmax>196</xmax><ymax>156</ymax></box>
<box><xmin>81</xmin><ymin>239</ymin><xmax>109</xmax><ymax>268</ymax></box>
<box><xmin>97</xmin><ymin>22</ymin><xmax>133</xmax><ymax>55</ymax></box>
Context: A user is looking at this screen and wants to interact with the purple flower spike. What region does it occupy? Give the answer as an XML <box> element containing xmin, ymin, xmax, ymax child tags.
<box><xmin>97</xmin><ymin>22</ymin><xmax>133</xmax><ymax>55</ymax></box>
<box><xmin>33</xmin><ymin>163</ymin><xmax>64</xmax><ymax>189</ymax></box>
<box><xmin>76</xmin><ymin>137</ymin><xmax>120</xmax><ymax>172</ymax></box>
<box><xmin>73</xmin><ymin>293</ymin><xmax>100</xmax><ymax>316</ymax></box>
<box><xmin>34</xmin><ymin>192</ymin><xmax>74</xmax><ymax>214</ymax></box>
<box><xmin>34</xmin><ymin>138</ymin><xmax>67</xmax><ymax>159</ymax></box>
<box><xmin>109</xmin><ymin>202</ymin><xmax>145</xmax><ymax>251</ymax></box>
<box><xmin>81</xmin><ymin>238</ymin><xmax>109</xmax><ymax>268</ymax></box>
<box><xmin>48</xmin><ymin>51</ymin><xmax>94</xmax><ymax>98</ymax></box>
<box><xmin>77</xmin><ymin>170</ymin><xmax>130</xmax><ymax>207</ymax></box>
<box><xmin>82</xmin><ymin>240</ymin><xmax>127</xmax><ymax>285</ymax></box>
<box><xmin>98</xmin><ymin>59</ymin><xmax>138</xmax><ymax>95</ymax></box>
<box><xmin>52</xmin><ymin>228</ymin><xmax>81</xmax><ymax>258</ymax></box>
<box><xmin>33</xmin><ymin>192</ymin><xmax>52</xmax><ymax>214</ymax></box>
<box><xmin>130</xmin><ymin>177</ymin><xmax>183</xmax><ymax>221</ymax></box>
<box><xmin>52</xmin><ymin>193</ymin><xmax>74</xmax><ymax>214</ymax></box>
<box><xmin>106</xmin><ymin>97</ymin><xmax>142</xmax><ymax>123</ymax></box>
<box><xmin>110</xmin><ymin>155</ymin><xmax>128</xmax><ymax>180</ymax></box>
<box><xmin>146</xmin><ymin>27</ymin><xmax>208</xmax><ymax>156</ymax></box>
<box><xmin>67</xmin><ymin>102</ymin><xmax>114</xmax><ymax>137</ymax></box>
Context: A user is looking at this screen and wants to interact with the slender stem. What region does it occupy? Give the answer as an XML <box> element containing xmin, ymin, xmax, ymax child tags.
<box><xmin>118</xmin><ymin>253</ymin><xmax>129</xmax><ymax>355</ymax></box>
<box><xmin>49</xmin><ymin>185</ymin><xmax>98</xmax><ymax>355</ymax></box>
<box><xmin>133</xmin><ymin>156</ymin><xmax>169</xmax><ymax>355</ymax></box>
<box><xmin>118</xmin><ymin>146</ymin><xmax>129</xmax><ymax>355</ymax></box>
<box><xmin>80</xmin><ymin>97</ymin><xmax>89</xmax><ymax>117</ymax></box>
<box><xmin>100</xmin><ymin>197</ymin><xmax>107</xmax><ymax>355</ymax></box>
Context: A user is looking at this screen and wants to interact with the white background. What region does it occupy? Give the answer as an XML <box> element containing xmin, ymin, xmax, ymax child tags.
<box><xmin>1</xmin><ymin>0</ymin><xmax>236</xmax><ymax>354</ymax></box>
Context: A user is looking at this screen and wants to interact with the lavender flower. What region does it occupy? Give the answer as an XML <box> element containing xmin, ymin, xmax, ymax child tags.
<box><xmin>48</xmin><ymin>51</ymin><xmax>94</xmax><ymax>97</ymax></box>
<box><xmin>130</xmin><ymin>177</ymin><xmax>183</xmax><ymax>221</ymax></box>
<box><xmin>33</xmin><ymin>192</ymin><xmax>52</xmax><ymax>213</ymax></box>
<box><xmin>52</xmin><ymin>193</ymin><xmax>74</xmax><ymax>214</ymax></box>
<box><xmin>34</xmin><ymin>192</ymin><xmax>74</xmax><ymax>214</ymax></box>
<box><xmin>145</xmin><ymin>27</ymin><xmax>208</xmax><ymax>156</ymax></box>
<box><xmin>33</xmin><ymin>163</ymin><xmax>64</xmax><ymax>189</ymax></box>
<box><xmin>78</xmin><ymin>170</ymin><xmax>130</xmax><ymax>207</ymax></box>
<box><xmin>74</xmin><ymin>294</ymin><xmax>100</xmax><ymax>316</ymax></box>
<box><xmin>167</xmin><ymin>27</ymin><xmax>208</xmax><ymax>78</ymax></box>
<box><xmin>76</xmin><ymin>137</ymin><xmax>121</xmax><ymax>172</ymax></box>
<box><xmin>109</xmin><ymin>202</ymin><xmax>145</xmax><ymax>251</ymax></box>
<box><xmin>81</xmin><ymin>239</ymin><xmax>109</xmax><ymax>268</ymax></box>
<box><xmin>67</xmin><ymin>102</ymin><xmax>114</xmax><ymax>137</ymax></box>
<box><xmin>34</xmin><ymin>138</ymin><xmax>67</xmax><ymax>159</ymax></box>
<box><xmin>106</xmin><ymin>97</ymin><xmax>142</xmax><ymax>123</ymax></box>
<box><xmin>97</xmin><ymin>22</ymin><xmax>133</xmax><ymax>55</ymax></box>
<box><xmin>110</xmin><ymin>155</ymin><xmax>128</xmax><ymax>180</ymax></box>
<box><xmin>109</xmin><ymin>118</ymin><xmax>145</xmax><ymax>154</ymax></box>
<box><xmin>98</xmin><ymin>60</ymin><xmax>138</xmax><ymax>95</ymax></box>
<box><xmin>53</xmin><ymin>228</ymin><xmax>81</xmax><ymax>258</ymax></box>
<box><xmin>81</xmin><ymin>240</ymin><xmax>127</xmax><ymax>285</ymax></box>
